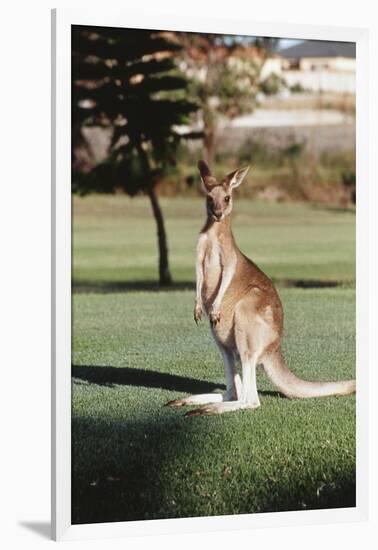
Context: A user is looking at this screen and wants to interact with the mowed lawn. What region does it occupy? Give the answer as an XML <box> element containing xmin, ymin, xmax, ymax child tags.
<box><xmin>72</xmin><ymin>195</ymin><xmax>356</xmax><ymax>524</ymax></box>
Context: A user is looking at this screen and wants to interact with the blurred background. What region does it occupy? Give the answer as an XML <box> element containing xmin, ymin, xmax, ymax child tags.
<box><xmin>72</xmin><ymin>26</ymin><xmax>356</xmax><ymax>287</ymax></box>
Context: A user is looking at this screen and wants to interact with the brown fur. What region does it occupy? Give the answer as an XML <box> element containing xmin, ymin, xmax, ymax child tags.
<box><xmin>167</xmin><ymin>160</ymin><xmax>356</xmax><ymax>416</ymax></box>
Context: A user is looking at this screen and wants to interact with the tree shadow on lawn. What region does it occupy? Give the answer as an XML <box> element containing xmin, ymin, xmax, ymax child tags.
<box><xmin>72</xmin><ymin>364</ymin><xmax>225</xmax><ymax>393</ymax></box>
<box><xmin>72</xmin><ymin>364</ymin><xmax>283</xmax><ymax>398</ymax></box>
<box><xmin>73</xmin><ymin>279</ymin><xmax>196</xmax><ymax>294</ymax></box>
<box><xmin>72</xmin><ymin>365</ymin><xmax>355</xmax><ymax>523</ymax></box>
<box><xmin>72</xmin><ymin>412</ymin><xmax>355</xmax><ymax>525</ymax></box>
<box><xmin>311</xmin><ymin>204</ymin><xmax>356</xmax><ymax>215</ymax></box>
<box><xmin>73</xmin><ymin>278</ymin><xmax>343</xmax><ymax>294</ymax></box>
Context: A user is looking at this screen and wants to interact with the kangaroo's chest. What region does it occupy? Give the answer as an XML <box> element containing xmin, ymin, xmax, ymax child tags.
<box><xmin>204</xmin><ymin>238</ymin><xmax>221</xmax><ymax>272</ymax></box>
<box><xmin>202</xmin><ymin>236</ymin><xmax>222</xmax><ymax>304</ymax></box>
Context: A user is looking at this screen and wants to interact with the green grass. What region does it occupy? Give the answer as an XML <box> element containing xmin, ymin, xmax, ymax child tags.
<box><xmin>73</xmin><ymin>195</ymin><xmax>355</xmax><ymax>287</ymax></box>
<box><xmin>72</xmin><ymin>195</ymin><xmax>355</xmax><ymax>524</ymax></box>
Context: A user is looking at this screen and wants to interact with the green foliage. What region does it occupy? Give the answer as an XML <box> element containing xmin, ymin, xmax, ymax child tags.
<box><xmin>189</xmin><ymin>54</ymin><xmax>261</xmax><ymax>120</ymax></box>
<box><xmin>290</xmin><ymin>82</ymin><xmax>306</xmax><ymax>94</ymax></box>
<box><xmin>169</xmin><ymin>141</ymin><xmax>355</xmax><ymax>205</ymax></box>
<box><xmin>282</xmin><ymin>140</ymin><xmax>305</xmax><ymax>159</ymax></box>
<box><xmin>72</xmin><ymin>26</ymin><xmax>198</xmax><ymax>196</ymax></box>
<box><xmin>72</xmin><ymin>154</ymin><xmax>157</xmax><ymax>197</ymax></box>
<box><xmin>237</xmin><ymin>137</ymin><xmax>282</xmax><ymax>166</ymax></box>
<box><xmin>259</xmin><ymin>72</ymin><xmax>286</xmax><ymax>96</ymax></box>
<box><xmin>177</xmin><ymin>34</ymin><xmax>278</xmax><ymax>161</ymax></box>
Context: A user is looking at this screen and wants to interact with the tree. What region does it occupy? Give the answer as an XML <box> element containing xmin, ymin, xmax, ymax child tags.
<box><xmin>178</xmin><ymin>34</ymin><xmax>280</xmax><ymax>165</ymax></box>
<box><xmin>72</xmin><ymin>26</ymin><xmax>198</xmax><ymax>286</ymax></box>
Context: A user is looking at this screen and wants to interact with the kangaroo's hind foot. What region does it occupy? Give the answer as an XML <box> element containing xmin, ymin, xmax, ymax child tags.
<box><xmin>185</xmin><ymin>399</ymin><xmax>260</xmax><ymax>417</ymax></box>
<box><xmin>166</xmin><ymin>393</ymin><xmax>224</xmax><ymax>408</ymax></box>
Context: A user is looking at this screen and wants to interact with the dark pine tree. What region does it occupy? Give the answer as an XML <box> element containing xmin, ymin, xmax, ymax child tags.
<box><xmin>72</xmin><ymin>26</ymin><xmax>198</xmax><ymax>286</ymax></box>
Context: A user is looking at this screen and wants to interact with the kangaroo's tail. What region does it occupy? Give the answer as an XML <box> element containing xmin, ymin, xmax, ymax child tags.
<box><xmin>262</xmin><ymin>350</ymin><xmax>356</xmax><ymax>399</ymax></box>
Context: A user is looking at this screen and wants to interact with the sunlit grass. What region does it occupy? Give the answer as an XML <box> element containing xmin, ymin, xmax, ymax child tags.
<box><xmin>72</xmin><ymin>195</ymin><xmax>355</xmax><ymax>523</ymax></box>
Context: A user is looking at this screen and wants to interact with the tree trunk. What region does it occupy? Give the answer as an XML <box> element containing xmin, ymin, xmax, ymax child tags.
<box><xmin>204</xmin><ymin>127</ymin><xmax>216</xmax><ymax>166</ymax></box>
<box><xmin>146</xmin><ymin>186</ymin><xmax>173</xmax><ymax>286</ymax></box>
<box><xmin>136</xmin><ymin>144</ymin><xmax>173</xmax><ymax>286</ymax></box>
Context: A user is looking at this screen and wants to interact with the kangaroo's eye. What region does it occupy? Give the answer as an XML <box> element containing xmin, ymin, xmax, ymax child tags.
<box><xmin>224</xmin><ymin>195</ymin><xmax>230</xmax><ymax>203</ymax></box>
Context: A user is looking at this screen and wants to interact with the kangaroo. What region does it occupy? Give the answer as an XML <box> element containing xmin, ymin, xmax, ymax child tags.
<box><xmin>168</xmin><ymin>160</ymin><xmax>356</xmax><ymax>416</ymax></box>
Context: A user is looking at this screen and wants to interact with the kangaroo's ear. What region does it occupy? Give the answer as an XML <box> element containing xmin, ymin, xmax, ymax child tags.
<box><xmin>198</xmin><ymin>160</ymin><xmax>212</xmax><ymax>179</ymax></box>
<box><xmin>226</xmin><ymin>166</ymin><xmax>250</xmax><ymax>189</ymax></box>
<box><xmin>198</xmin><ymin>160</ymin><xmax>216</xmax><ymax>191</ymax></box>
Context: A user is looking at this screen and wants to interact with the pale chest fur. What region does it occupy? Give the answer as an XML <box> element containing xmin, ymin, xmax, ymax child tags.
<box><xmin>198</xmin><ymin>233</ymin><xmax>223</xmax><ymax>309</ymax></box>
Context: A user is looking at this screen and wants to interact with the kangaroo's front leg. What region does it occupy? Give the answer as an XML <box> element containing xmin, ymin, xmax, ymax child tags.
<box><xmin>194</xmin><ymin>234</ymin><xmax>206</xmax><ymax>323</ymax></box>
<box><xmin>209</xmin><ymin>251</ymin><xmax>237</xmax><ymax>326</ymax></box>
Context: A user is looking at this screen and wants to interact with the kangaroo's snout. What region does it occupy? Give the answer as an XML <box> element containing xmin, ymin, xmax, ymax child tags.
<box><xmin>212</xmin><ymin>209</ymin><xmax>223</xmax><ymax>221</ymax></box>
<box><xmin>206</xmin><ymin>188</ymin><xmax>231</xmax><ymax>222</ymax></box>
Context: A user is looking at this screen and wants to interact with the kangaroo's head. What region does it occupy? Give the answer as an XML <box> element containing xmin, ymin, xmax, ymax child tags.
<box><xmin>198</xmin><ymin>160</ymin><xmax>250</xmax><ymax>222</ymax></box>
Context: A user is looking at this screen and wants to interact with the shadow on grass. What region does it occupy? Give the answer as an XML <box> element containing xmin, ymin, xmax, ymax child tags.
<box><xmin>311</xmin><ymin>204</ymin><xmax>356</xmax><ymax>215</ymax></box>
<box><xmin>72</xmin><ymin>364</ymin><xmax>225</xmax><ymax>393</ymax></box>
<box><xmin>72</xmin><ymin>415</ymin><xmax>204</xmax><ymax>524</ymax></box>
<box><xmin>72</xmin><ymin>412</ymin><xmax>355</xmax><ymax>525</ymax></box>
<box><xmin>275</xmin><ymin>278</ymin><xmax>341</xmax><ymax>289</ymax></box>
<box><xmin>73</xmin><ymin>278</ymin><xmax>345</xmax><ymax>294</ymax></box>
<box><xmin>73</xmin><ymin>279</ymin><xmax>195</xmax><ymax>294</ymax></box>
<box><xmin>72</xmin><ymin>364</ymin><xmax>282</xmax><ymax>398</ymax></box>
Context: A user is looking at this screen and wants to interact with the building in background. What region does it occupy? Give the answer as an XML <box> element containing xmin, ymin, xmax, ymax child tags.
<box><xmin>278</xmin><ymin>40</ymin><xmax>356</xmax><ymax>93</ymax></box>
<box><xmin>280</xmin><ymin>40</ymin><xmax>355</xmax><ymax>72</ymax></box>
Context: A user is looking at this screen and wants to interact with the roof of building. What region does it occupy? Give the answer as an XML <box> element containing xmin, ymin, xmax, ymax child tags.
<box><xmin>280</xmin><ymin>40</ymin><xmax>356</xmax><ymax>59</ymax></box>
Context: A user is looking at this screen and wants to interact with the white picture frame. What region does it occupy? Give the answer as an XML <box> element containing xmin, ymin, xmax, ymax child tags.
<box><xmin>51</xmin><ymin>8</ymin><xmax>369</xmax><ymax>541</ymax></box>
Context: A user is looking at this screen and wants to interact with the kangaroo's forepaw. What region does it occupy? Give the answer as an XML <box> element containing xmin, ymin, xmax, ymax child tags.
<box><xmin>209</xmin><ymin>310</ymin><xmax>221</xmax><ymax>326</ymax></box>
<box><xmin>194</xmin><ymin>303</ymin><xmax>203</xmax><ymax>324</ymax></box>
